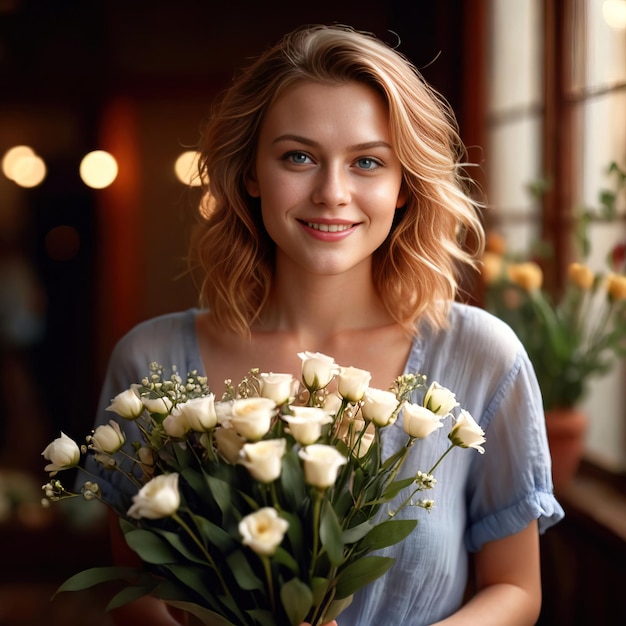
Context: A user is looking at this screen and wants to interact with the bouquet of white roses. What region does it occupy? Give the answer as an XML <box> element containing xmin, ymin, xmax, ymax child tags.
<box><xmin>42</xmin><ymin>351</ymin><xmax>485</xmax><ymax>626</ymax></box>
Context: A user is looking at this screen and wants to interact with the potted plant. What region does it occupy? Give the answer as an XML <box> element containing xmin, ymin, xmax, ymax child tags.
<box><xmin>481</xmin><ymin>163</ymin><xmax>626</xmax><ymax>490</ymax></box>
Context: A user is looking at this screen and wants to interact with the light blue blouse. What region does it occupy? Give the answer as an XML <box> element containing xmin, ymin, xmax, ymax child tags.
<box><xmin>86</xmin><ymin>303</ymin><xmax>564</xmax><ymax>625</ymax></box>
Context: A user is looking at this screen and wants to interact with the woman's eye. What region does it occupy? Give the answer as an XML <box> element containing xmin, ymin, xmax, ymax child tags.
<box><xmin>355</xmin><ymin>157</ymin><xmax>381</xmax><ymax>170</ymax></box>
<box><xmin>286</xmin><ymin>151</ymin><xmax>311</xmax><ymax>165</ymax></box>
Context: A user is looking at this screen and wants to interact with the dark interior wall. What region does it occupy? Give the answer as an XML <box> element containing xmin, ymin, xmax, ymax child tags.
<box><xmin>0</xmin><ymin>0</ymin><xmax>467</xmax><ymax>445</ymax></box>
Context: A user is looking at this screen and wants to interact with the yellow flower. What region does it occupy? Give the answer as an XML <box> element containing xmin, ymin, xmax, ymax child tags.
<box><xmin>480</xmin><ymin>252</ymin><xmax>505</xmax><ymax>285</ymax></box>
<box><xmin>607</xmin><ymin>273</ymin><xmax>626</xmax><ymax>300</ymax></box>
<box><xmin>507</xmin><ymin>262</ymin><xmax>543</xmax><ymax>292</ymax></box>
<box><xmin>485</xmin><ymin>231</ymin><xmax>506</xmax><ymax>255</ymax></box>
<box><xmin>568</xmin><ymin>263</ymin><xmax>594</xmax><ymax>290</ymax></box>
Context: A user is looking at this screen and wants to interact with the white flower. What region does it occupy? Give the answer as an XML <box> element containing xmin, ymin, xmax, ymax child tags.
<box><xmin>90</xmin><ymin>420</ymin><xmax>126</xmax><ymax>454</ymax></box>
<box><xmin>239</xmin><ymin>439</ymin><xmax>286</xmax><ymax>483</ymax></box>
<box><xmin>423</xmin><ymin>382</ymin><xmax>459</xmax><ymax>417</ymax></box>
<box><xmin>403</xmin><ymin>403</ymin><xmax>444</xmax><ymax>439</ymax></box>
<box><xmin>178</xmin><ymin>395</ymin><xmax>218</xmax><ymax>432</ymax></box>
<box><xmin>214</xmin><ymin>427</ymin><xmax>247</xmax><ymax>464</ymax></box>
<box><xmin>106</xmin><ymin>386</ymin><xmax>144</xmax><ymax>420</ymax></box>
<box><xmin>259</xmin><ymin>373</ymin><xmax>296</xmax><ymax>405</ymax></box>
<box><xmin>337</xmin><ymin>366</ymin><xmax>372</xmax><ymax>403</ymax></box>
<box><xmin>142</xmin><ymin>394</ymin><xmax>174</xmax><ymax>415</ymax></box>
<box><xmin>448</xmin><ymin>409</ymin><xmax>486</xmax><ymax>454</ymax></box>
<box><xmin>229</xmin><ymin>397</ymin><xmax>277</xmax><ymax>440</ymax></box>
<box><xmin>323</xmin><ymin>392</ymin><xmax>343</xmax><ymax>414</ymax></box>
<box><xmin>298</xmin><ymin>444</ymin><xmax>347</xmax><ymax>489</ymax></box>
<box><xmin>42</xmin><ymin>432</ymin><xmax>81</xmax><ymax>476</ymax></box>
<box><xmin>298</xmin><ymin>351</ymin><xmax>339</xmax><ymax>390</ymax></box>
<box><xmin>282</xmin><ymin>406</ymin><xmax>333</xmax><ymax>445</ymax></box>
<box><xmin>127</xmin><ymin>473</ymin><xmax>180</xmax><ymax>520</ymax></box>
<box><xmin>361</xmin><ymin>388</ymin><xmax>400</xmax><ymax>426</ymax></box>
<box><xmin>163</xmin><ymin>409</ymin><xmax>191</xmax><ymax>438</ymax></box>
<box><xmin>239</xmin><ymin>507</ymin><xmax>289</xmax><ymax>556</ymax></box>
<box><xmin>353</xmin><ymin>430</ymin><xmax>375</xmax><ymax>458</ymax></box>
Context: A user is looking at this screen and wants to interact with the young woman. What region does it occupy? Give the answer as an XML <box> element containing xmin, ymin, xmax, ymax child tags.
<box><xmin>88</xmin><ymin>24</ymin><xmax>564</xmax><ymax>625</ymax></box>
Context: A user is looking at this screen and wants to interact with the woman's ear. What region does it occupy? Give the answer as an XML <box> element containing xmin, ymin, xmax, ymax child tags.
<box><xmin>396</xmin><ymin>182</ymin><xmax>408</xmax><ymax>209</ymax></box>
<box><xmin>245</xmin><ymin>172</ymin><xmax>260</xmax><ymax>198</ymax></box>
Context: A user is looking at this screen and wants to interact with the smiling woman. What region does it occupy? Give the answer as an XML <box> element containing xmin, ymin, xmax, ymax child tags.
<box><xmin>80</xmin><ymin>23</ymin><xmax>563</xmax><ymax>626</ymax></box>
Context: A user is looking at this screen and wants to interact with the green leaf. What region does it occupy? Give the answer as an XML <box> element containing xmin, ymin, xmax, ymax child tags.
<box><xmin>280</xmin><ymin>577</ymin><xmax>313</xmax><ymax>626</ymax></box>
<box><xmin>150</xmin><ymin>527</ymin><xmax>207</xmax><ymax>564</ymax></box>
<box><xmin>164</xmin><ymin>601</ymin><xmax>238</xmax><ymax>626</ymax></box>
<box><xmin>320</xmin><ymin>499</ymin><xmax>344</xmax><ymax>566</ymax></box>
<box><xmin>226</xmin><ymin>549</ymin><xmax>264</xmax><ymax>591</ymax></box>
<box><xmin>323</xmin><ymin>594</ymin><xmax>354</xmax><ymax>622</ymax></box>
<box><xmin>106</xmin><ymin>583</ymin><xmax>156</xmax><ymax>611</ymax></box>
<box><xmin>310</xmin><ymin>576</ymin><xmax>330</xmax><ymax>608</ymax></box>
<box><xmin>280</xmin><ymin>448</ymin><xmax>307</xmax><ymax>509</ymax></box>
<box><xmin>124</xmin><ymin>528</ymin><xmax>180</xmax><ymax>564</ymax></box>
<box><xmin>358</xmin><ymin>518</ymin><xmax>417</xmax><ymax>551</ymax></box>
<box><xmin>54</xmin><ymin>566</ymin><xmax>143</xmax><ymax>596</ymax></box>
<box><xmin>191</xmin><ymin>513</ymin><xmax>238</xmax><ymax>552</ymax></box>
<box><xmin>272</xmin><ymin>545</ymin><xmax>301</xmax><ymax>575</ymax></box>
<box><xmin>246</xmin><ymin>609</ymin><xmax>276</xmax><ymax>626</ymax></box>
<box><xmin>205</xmin><ymin>474</ymin><xmax>235</xmax><ymax>518</ymax></box>
<box><xmin>163</xmin><ymin>563</ymin><xmax>218</xmax><ymax>600</ymax></box>
<box><xmin>334</xmin><ymin>555</ymin><xmax>395</xmax><ymax>599</ymax></box>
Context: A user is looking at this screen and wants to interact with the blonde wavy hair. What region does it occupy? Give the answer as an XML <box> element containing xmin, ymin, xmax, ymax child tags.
<box><xmin>191</xmin><ymin>24</ymin><xmax>485</xmax><ymax>336</ymax></box>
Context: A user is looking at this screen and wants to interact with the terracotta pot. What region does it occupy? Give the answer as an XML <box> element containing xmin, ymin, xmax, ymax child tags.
<box><xmin>544</xmin><ymin>408</ymin><xmax>588</xmax><ymax>492</ymax></box>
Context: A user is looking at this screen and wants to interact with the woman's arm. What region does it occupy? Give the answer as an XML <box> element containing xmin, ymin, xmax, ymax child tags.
<box><xmin>431</xmin><ymin>521</ymin><xmax>541</xmax><ymax>626</ymax></box>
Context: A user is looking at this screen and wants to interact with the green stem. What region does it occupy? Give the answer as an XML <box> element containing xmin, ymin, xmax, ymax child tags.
<box><xmin>389</xmin><ymin>444</ymin><xmax>456</xmax><ymax>517</ymax></box>
<box><xmin>308</xmin><ymin>489</ymin><xmax>323</xmax><ymax>580</ymax></box>
<box><xmin>261</xmin><ymin>556</ymin><xmax>276</xmax><ymax>613</ymax></box>
<box><xmin>172</xmin><ymin>512</ymin><xmax>232</xmax><ymax>598</ymax></box>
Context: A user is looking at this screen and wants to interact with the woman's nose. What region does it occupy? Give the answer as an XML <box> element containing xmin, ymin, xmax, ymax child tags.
<box><xmin>311</xmin><ymin>164</ymin><xmax>351</xmax><ymax>207</ymax></box>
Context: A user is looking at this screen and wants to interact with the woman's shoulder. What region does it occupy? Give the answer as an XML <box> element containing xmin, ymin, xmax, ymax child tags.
<box><xmin>420</xmin><ymin>301</ymin><xmax>526</xmax><ymax>369</ymax></box>
<box><xmin>108</xmin><ymin>308</ymin><xmax>202</xmax><ymax>374</ymax></box>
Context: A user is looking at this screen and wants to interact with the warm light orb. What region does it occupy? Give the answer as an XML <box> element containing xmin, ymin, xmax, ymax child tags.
<box><xmin>2</xmin><ymin>145</ymin><xmax>47</xmax><ymax>187</ymax></box>
<box><xmin>79</xmin><ymin>150</ymin><xmax>118</xmax><ymax>189</ymax></box>
<box><xmin>174</xmin><ymin>150</ymin><xmax>203</xmax><ymax>186</ymax></box>
<box><xmin>602</xmin><ymin>0</ymin><xmax>626</xmax><ymax>29</ymax></box>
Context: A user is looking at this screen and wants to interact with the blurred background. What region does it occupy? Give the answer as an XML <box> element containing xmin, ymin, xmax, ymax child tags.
<box><xmin>0</xmin><ymin>0</ymin><xmax>624</xmax><ymax>624</ymax></box>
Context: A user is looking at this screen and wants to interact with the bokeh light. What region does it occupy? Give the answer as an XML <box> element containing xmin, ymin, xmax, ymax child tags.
<box><xmin>174</xmin><ymin>150</ymin><xmax>203</xmax><ymax>186</ymax></box>
<box><xmin>2</xmin><ymin>145</ymin><xmax>47</xmax><ymax>187</ymax></box>
<box><xmin>602</xmin><ymin>0</ymin><xmax>626</xmax><ymax>29</ymax></box>
<box><xmin>79</xmin><ymin>150</ymin><xmax>118</xmax><ymax>189</ymax></box>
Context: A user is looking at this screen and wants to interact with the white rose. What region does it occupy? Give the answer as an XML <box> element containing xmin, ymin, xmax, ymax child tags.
<box><xmin>214</xmin><ymin>427</ymin><xmax>247</xmax><ymax>464</ymax></box>
<box><xmin>229</xmin><ymin>397</ymin><xmax>277</xmax><ymax>440</ymax></box>
<box><xmin>423</xmin><ymin>382</ymin><xmax>459</xmax><ymax>417</ymax></box>
<box><xmin>337</xmin><ymin>366</ymin><xmax>372</xmax><ymax>403</ymax></box>
<box><xmin>298</xmin><ymin>351</ymin><xmax>338</xmax><ymax>390</ymax></box>
<box><xmin>403</xmin><ymin>403</ymin><xmax>444</xmax><ymax>439</ymax></box>
<box><xmin>42</xmin><ymin>432</ymin><xmax>81</xmax><ymax>476</ymax></box>
<box><xmin>178</xmin><ymin>395</ymin><xmax>218</xmax><ymax>432</ymax></box>
<box><xmin>163</xmin><ymin>409</ymin><xmax>191</xmax><ymax>438</ymax></box>
<box><xmin>353</xmin><ymin>431</ymin><xmax>375</xmax><ymax>458</ymax></box>
<box><xmin>106</xmin><ymin>386</ymin><xmax>144</xmax><ymax>420</ymax></box>
<box><xmin>127</xmin><ymin>473</ymin><xmax>180</xmax><ymax>519</ymax></box>
<box><xmin>282</xmin><ymin>406</ymin><xmax>333</xmax><ymax>445</ymax></box>
<box><xmin>259</xmin><ymin>373</ymin><xmax>296</xmax><ymax>405</ymax></box>
<box><xmin>323</xmin><ymin>392</ymin><xmax>344</xmax><ymax>415</ymax></box>
<box><xmin>239</xmin><ymin>507</ymin><xmax>289</xmax><ymax>556</ymax></box>
<box><xmin>142</xmin><ymin>395</ymin><xmax>174</xmax><ymax>415</ymax></box>
<box><xmin>361</xmin><ymin>388</ymin><xmax>400</xmax><ymax>426</ymax></box>
<box><xmin>239</xmin><ymin>439</ymin><xmax>286</xmax><ymax>483</ymax></box>
<box><xmin>298</xmin><ymin>444</ymin><xmax>347</xmax><ymax>489</ymax></box>
<box><xmin>448</xmin><ymin>410</ymin><xmax>486</xmax><ymax>454</ymax></box>
<box><xmin>90</xmin><ymin>420</ymin><xmax>126</xmax><ymax>454</ymax></box>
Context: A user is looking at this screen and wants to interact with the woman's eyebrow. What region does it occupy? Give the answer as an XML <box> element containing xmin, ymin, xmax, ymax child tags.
<box><xmin>272</xmin><ymin>134</ymin><xmax>393</xmax><ymax>152</ymax></box>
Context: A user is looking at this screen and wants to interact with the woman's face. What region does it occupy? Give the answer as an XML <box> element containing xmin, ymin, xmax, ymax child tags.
<box><xmin>246</xmin><ymin>81</ymin><xmax>406</xmax><ymax>280</ymax></box>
